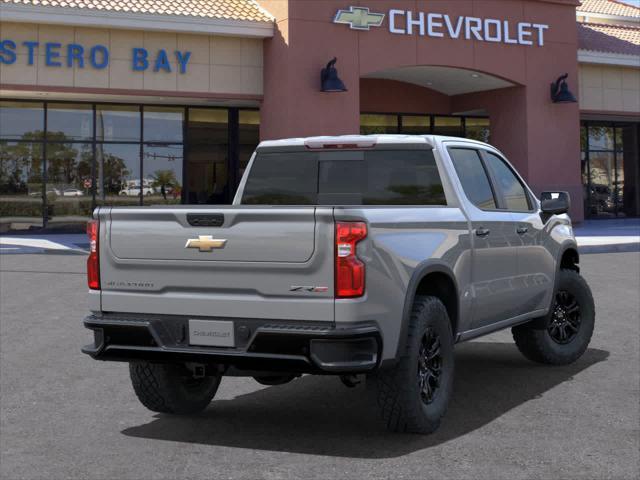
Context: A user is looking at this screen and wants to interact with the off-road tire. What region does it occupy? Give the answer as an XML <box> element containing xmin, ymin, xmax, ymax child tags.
<box><xmin>368</xmin><ymin>295</ymin><xmax>454</xmax><ymax>434</ymax></box>
<box><xmin>512</xmin><ymin>269</ymin><xmax>595</xmax><ymax>365</ymax></box>
<box><xmin>129</xmin><ymin>362</ymin><xmax>221</xmax><ymax>414</ymax></box>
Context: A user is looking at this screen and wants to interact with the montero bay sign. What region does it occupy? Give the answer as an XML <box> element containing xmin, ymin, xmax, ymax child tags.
<box><xmin>334</xmin><ymin>6</ymin><xmax>550</xmax><ymax>46</ymax></box>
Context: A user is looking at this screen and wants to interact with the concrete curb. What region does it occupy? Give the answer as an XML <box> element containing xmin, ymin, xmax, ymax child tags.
<box><xmin>579</xmin><ymin>243</ymin><xmax>640</xmax><ymax>254</ymax></box>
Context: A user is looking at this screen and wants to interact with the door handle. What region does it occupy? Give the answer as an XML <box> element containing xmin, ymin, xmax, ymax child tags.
<box><xmin>517</xmin><ymin>226</ymin><xmax>529</xmax><ymax>235</ymax></box>
<box><xmin>476</xmin><ymin>227</ymin><xmax>491</xmax><ymax>237</ymax></box>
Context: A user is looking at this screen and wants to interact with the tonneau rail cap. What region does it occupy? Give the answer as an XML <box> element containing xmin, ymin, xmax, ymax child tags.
<box><xmin>257</xmin><ymin>135</ymin><xmax>435</xmax><ymax>152</ymax></box>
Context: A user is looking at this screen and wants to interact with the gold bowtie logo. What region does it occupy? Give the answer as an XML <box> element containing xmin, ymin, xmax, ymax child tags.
<box><xmin>185</xmin><ymin>236</ymin><xmax>227</xmax><ymax>252</ymax></box>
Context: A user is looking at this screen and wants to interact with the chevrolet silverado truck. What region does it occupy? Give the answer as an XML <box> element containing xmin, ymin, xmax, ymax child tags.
<box><xmin>82</xmin><ymin>135</ymin><xmax>595</xmax><ymax>434</ymax></box>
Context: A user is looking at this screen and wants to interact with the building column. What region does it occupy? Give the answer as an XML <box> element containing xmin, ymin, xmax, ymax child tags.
<box><xmin>259</xmin><ymin>1</ymin><xmax>360</xmax><ymax>140</ymax></box>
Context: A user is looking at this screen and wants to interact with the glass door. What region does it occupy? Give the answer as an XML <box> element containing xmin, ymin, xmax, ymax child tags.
<box><xmin>583</xmin><ymin>122</ymin><xmax>640</xmax><ymax>218</ymax></box>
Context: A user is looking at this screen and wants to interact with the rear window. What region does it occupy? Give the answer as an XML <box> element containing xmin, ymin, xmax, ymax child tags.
<box><xmin>241</xmin><ymin>150</ymin><xmax>447</xmax><ymax>206</ymax></box>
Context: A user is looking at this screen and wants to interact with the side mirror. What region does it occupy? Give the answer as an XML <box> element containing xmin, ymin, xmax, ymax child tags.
<box><xmin>540</xmin><ymin>191</ymin><xmax>570</xmax><ymax>215</ymax></box>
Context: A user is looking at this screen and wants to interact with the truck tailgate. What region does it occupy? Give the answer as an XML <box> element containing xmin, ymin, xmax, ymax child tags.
<box><xmin>98</xmin><ymin>207</ymin><xmax>335</xmax><ymax>322</ymax></box>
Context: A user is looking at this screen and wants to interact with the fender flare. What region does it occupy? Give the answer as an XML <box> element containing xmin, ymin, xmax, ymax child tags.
<box><xmin>528</xmin><ymin>240</ymin><xmax>580</xmax><ymax>330</ymax></box>
<box><xmin>393</xmin><ymin>260</ymin><xmax>459</xmax><ymax>361</ymax></box>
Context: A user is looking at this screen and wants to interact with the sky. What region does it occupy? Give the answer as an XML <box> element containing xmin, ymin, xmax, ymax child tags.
<box><xmin>617</xmin><ymin>0</ymin><xmax>640</xmax><ymax>7</ymax></box>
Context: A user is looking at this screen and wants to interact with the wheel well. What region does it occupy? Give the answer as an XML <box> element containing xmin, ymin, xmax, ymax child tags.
<box><xmin>560</xmin><ymin>248</ymin><xmax>580</xmax><ymax>272</ymax></box>
<box><xmin>414</xmin><ymin>272</ymin><xmax>458</xmax><ymax>336</ymax></box>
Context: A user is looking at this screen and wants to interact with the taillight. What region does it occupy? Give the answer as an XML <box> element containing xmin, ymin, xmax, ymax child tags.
<box><xmin>335</xmin><ymin>222</ymin><xmax>367</xmax><ymax>298</ymax></box>
<box><xmin>87</xmin><ymin>220</ymin><xmax>100</xmax><ymax>290</ymax></box>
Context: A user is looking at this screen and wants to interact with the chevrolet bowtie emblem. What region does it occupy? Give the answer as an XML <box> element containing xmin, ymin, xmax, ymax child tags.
<box><xmin>334</xmin><ymin>6</ymin><xmax>385</xmax><ymax>31</ymax></box>
<box><xmin>185</xmin><ymin>236</ymin><xmax>227</xmax><ymax>252</ymax></box>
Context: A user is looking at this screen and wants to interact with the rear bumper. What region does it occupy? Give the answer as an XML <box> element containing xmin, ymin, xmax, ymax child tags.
<box><xmin>81</xmin><ymin>314</ymin><xmax>382</xmax><ymax>374</ymax></box>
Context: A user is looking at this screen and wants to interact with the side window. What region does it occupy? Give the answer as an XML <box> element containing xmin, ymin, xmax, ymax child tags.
<box><xmin>448</xmin><ymin>148</ymin><xmax>497</xmax><ymax>210</ymax></box>
<box><xmin>483</xmin><ymin>152</ymin><xmax>531</xmax><ymax>211</ymax></box>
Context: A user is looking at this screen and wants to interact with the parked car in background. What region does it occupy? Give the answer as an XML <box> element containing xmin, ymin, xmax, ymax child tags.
<box><xmin>30</xmin><ymin>188</ymin><xmax>61</xmax><ymax>197</ymax></box>
<box><xmin>82</xmin><ymin>135</ymin><xmax>595</xmax><ymax>435</ymax></box>
<box><xmin>119</xmin><ymin>183</ymin><xmax>154</xmax><ymax>196</ymax></box>
<box><xmin>62</xmin><ymin>188</ymin><xmax>85</xmax><ymax>197</ymax></box>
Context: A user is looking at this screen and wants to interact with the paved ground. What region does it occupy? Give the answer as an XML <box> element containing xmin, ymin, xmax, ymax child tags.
<box><xmin>1</xmin><ymin>252</ymin><xmax>638</xmax><ymax>480</ymax></box>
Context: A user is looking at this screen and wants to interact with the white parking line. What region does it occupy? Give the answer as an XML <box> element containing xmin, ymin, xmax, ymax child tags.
<box><xmin>0</xmin><ymin>238</ymin><xmax>70</xmax><ymax>250</ymax></box>
<box><xmin>576</xmin><ymin>236</ymin><xmax>640</xmax><ymax>246</ymax></box>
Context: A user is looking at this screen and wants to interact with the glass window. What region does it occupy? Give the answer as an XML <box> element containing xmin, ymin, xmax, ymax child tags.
<box><xmin>96</xmin><ymin>143</ymin><xmax>141</xmax><ymax>206</ymax></box>
<box><xmin>434</xmin><ymin>116</ymin><xmax>463</xmax><ymax>137</ymax></box>
<box><xmin>465</xmin><ymin>118</ymin><xmax>491</xmax><ymax>143</ymax></box>
<box><xmin>401</xmin><ymin>115</ymin><xmax>431</xmax><ymax>135</ymax></box>
<box><xmin>239</xmin><ymin>110</ymin><xmax>260</xmax><ymax>179</ymax></box>
<box><xmin>360</xmin><ymin>114</ymin><xmax>398</xmax><ymax>135</ymax></box>
<box><xmin>47</xmin><ymin>143</ymin><xmax>93</xmax><ymax>194</ymax></box>
<box><xmin>588</xmin><ymin>126</ymin><xmax>614</xmax><ymax>151</ymax></box>
<box><xmin>483</xmin><ymin>152</ymin><xmax>530</xmax><ymax>211</ymax></box>
<box><xmin>143</xmin><ymin>107</ymin><xmax>183</xmax><ymax>143</ymax></box>
<box><xmin>0</xmin><ymin>141</ymin><xmax>44</xmax><ymax>230</ymax></box>
<box><xmin>186</xmin><ymin>108</ymin><xmax>229</xmax><ymax>204</ymax></box>
<box><xmin>449</xmin><ymin>148</ymin><xmax>496</xmax><ymax>209</ymax></box>
<box><xmin>241</xmin><ymin>150</ymin><xmax>446</xmax><ymax>206</ymax></box>
<box><xmin>242</xmin><ymin>152</ymin><xmax>318</xmax><ymax>205</ymax></box>
<box><xmin>587</xmin><ymin>151</ymin><xmax>616</xmax><ymax>217</ymax></box>
<box><xmin>616</xmin><ymin>124</ymin><xmax>639</xmax><ymax>217</ymax></box>
<box><xmin>46</xmin><ymin>143</ymin><xmax>93</xmax><ymax>227</ymax></box>
<box><xmin>96</xmin><ymin>105</ymin><xmax>140</xmax><ymax>142</ymax></box>
<box><xmin>0</xmin><ymin>101</ymin><xmax>44</xmax><ymax>140</ymax></box>
<box><xmin>143</xmin><ymin>144</ymin><xmax>183</xmax><ymax>204</ymax></box>
<box><xmin>47</xmin><ymin>103</ymin><xmax>93</xmax><ymax>141</ymax></box>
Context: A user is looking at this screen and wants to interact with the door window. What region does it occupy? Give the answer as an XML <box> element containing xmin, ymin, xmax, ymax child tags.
<box><xmin>448</xmin><ymin>148</ymin><xmax>497</xmax><ymax>210</ymax></box>
<box><xmin>483</xmin><ymin>152</ymin><xmax>531</xmax><ymax>211</ymax></box>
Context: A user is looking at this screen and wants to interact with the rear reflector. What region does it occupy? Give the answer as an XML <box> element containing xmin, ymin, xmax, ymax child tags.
<box><xmin>87</xmin><ymin>220</ymin><xmax>100</xmax><ymax>290</ymax></box>
<box><xmin>335</xmin><ymin>222</ymin><xmax>367</xmax><ymax>298</ymax></box>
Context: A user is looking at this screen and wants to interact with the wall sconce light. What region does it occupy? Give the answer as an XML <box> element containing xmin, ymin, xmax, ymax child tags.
<box><xmin>321</xmin><ymin>57</ymin><xmax>348</xmax><ymax>92</ymax></box>
<box><xmin>550</xmin><ymin>73</ymin><xmax>577</xmax><ymax>104</ymax></box>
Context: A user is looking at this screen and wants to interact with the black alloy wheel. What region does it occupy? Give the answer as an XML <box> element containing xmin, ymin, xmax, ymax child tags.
<box><xmin>418</xmin><ymin>327</ymin><xmax>443</xmax><ymax>405</ymax></box>
<box><xmin>548</xmin><ymin>290</ymin><xmax>581</xmax><ymax>345</ymax></box>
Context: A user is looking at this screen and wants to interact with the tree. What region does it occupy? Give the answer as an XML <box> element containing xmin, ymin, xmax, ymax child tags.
<box><xmin>151</xmin><ymin>169</ymin><xmax>179</xmax><ymax>201</ymax></box>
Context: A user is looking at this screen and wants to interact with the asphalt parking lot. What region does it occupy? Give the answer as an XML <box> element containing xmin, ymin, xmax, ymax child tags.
<box><xmin>1</xmin><ymin>252</ymin><xmax>638</xmax><ymax>480</ymax></box>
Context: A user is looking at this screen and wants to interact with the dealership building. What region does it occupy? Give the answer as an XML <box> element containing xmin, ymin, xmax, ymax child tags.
<box><xmin>0</xmin><ymin>0</ymin><xmax>638</xmax><ymax>231</ymax></box>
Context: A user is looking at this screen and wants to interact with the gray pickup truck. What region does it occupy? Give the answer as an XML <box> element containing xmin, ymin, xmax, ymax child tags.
<box><xmin>82</xmin><ymin>135</ymin><xmax>595</xmax><ymax>434</ymax></box>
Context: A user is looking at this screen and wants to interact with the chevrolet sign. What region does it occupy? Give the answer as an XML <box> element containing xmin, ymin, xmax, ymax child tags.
<box><xmin>334</xmin><ymin>6</ymin><xmax>385</xmax><ymax>31</ymax></box>
<box><xmin>334</xmin><ymin>6</ymin><xmax>549</xmax><ymax>47</ymax></box>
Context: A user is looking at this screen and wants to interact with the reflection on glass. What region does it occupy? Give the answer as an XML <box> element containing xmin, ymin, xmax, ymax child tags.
<box><xmin>238</xmin><ymin>110</ymin><xmax>260</xmax><ymax>185</ymax></box>
<box><xmin>588</xmin><ymin>126</ymin><xmax>614</xmax><ymax>151</ymax></box>
<box><xmin>465</xmin><ymin>118</ymin><xmax>491</xmax><ymax>143</ymax></box>
<box><xmin>186</xmin><ymin>108</ymin><xmax>229</xmax><ymax>204</ymax></box>
<box><xmin>433</xmin><ymin>116</ymin><xmax>463</xmax><ymax>137</ymax></box>
<box><xmin>143</xmin><ymin>107</ymin><xmax>183</xmax><ymax>143</ymax></box>
<box><xmin>0</xmin><ymin>141</ymin><xmax>44</xmax><ymax>229</ymax></box>
<box><xmin>588</xmin><ymin>151</ymin><xmax>616</xmax><ymax>217</ymax></box>
<box><xmin>360</xmin><ymin>114</ymin><xmax>398</xmax><ymax>134</ymax></box>
<box><xmin>449</xmin><ymin>148</ymin><xmax>497</xmax><ymax>210</ymax></box>
<box><xmin>401</xmin><ymin>116</ymin><xmax>431</xmax><ymax>135</ymax></box>
<box><xmin>617</xmin><ymin>124</ymin><xmax>639</xmax><ymax>217</ymax></box>
<box><xmin>96</xmin><ymin>143</ymin><xmax>141</xmax><ymax>206</ymax></box>
<box><xmin>97</xmin><ymin>105</ymin><xmax>140</xmax><ymax>142</ymax></box>
<box><xmin>0</xmin><ymin>101</ymin><xmax>44</xmax><ymax>140</ymax></box>
<box><xmin>484</xmin><ymin>152</ymin><xmax>529</xmax><ymax>211</ymax></box>
<box><xmin>616</xmin><ymin>152</ymin><xmax>625</xmax><ymax>217</ymax></box>
<box><xmin>46</xmin><ymin>143</ymin><xmax>93</xmax><ymax>226</ymax></box>
<box><xmin>47</xmin><ymin>103</ymin><xmax>93</xmax><ymax>141</ymax></box>
<box><xmin>143</xmin><ymin>144</ymin><xmax>183</xmax><ymax>204</ymax></box>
